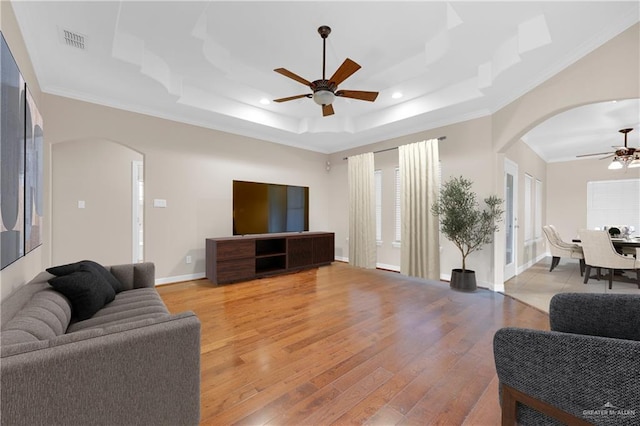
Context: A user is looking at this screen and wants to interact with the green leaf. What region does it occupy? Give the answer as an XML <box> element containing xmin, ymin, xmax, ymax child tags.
<box><xmin>431</xmin><ymin>176</ymin><xmax>504</xmax><ymax>271</ymax></box>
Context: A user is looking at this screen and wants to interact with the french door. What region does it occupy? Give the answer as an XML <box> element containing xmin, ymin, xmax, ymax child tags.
<box><xmin>504</xmin><ymin>159</ymin><xmax>518</xmax><ymax>280</ymax></box>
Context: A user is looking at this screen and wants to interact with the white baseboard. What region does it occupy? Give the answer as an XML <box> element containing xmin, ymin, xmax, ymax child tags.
<box><xmin>155</xmin><ymin>272</ymin><xmax>206</xmax><ymax>286</ymax></box>
<box><xmin>376</xmin><ymin>262</ymin><xmax>400</xmax><ymax>272</ymax></box>
<box><xmin>335</xmin><ymin>257</ymin><xmax>401</xmax><ymax>273</ymax></box>
<box><xmin>517</xmin><ymin>251</ymin><xmax>549</xmax><ymax>275</ymax></box>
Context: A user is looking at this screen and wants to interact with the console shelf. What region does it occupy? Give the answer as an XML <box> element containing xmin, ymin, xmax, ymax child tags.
<box><xmin>206</xmin><ymin>232</ymin><xmax>334</xmax><ymax>284</ymax></box>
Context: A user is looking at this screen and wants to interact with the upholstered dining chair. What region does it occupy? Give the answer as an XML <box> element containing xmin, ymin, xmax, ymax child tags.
<box><xmin>542</xmin><ymin>225</ymin><xmax>585</xmax><ymax>276</ymax></box>
<box><xmin>579</xmin><ymin>229</ymin><xmax>640</xmax><ymax>289</ymax></box>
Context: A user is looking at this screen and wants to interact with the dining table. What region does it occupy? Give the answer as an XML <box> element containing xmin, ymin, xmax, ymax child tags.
<box><xmin>609</xmin><ymin>237</ymin><xmax>640</xmax><ymax>249</ymax></box>
<box><xmin>572</xmin><ymin>237</ymin><xmax>640</xmax><ymax>250</ymax></box>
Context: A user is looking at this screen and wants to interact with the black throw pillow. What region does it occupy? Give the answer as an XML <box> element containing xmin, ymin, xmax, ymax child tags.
<box><xmin>47</xmin><ymin>260</ymin><xmax>124</xmax><ymax>293</ymax></box>
<box><xmin>48</xmin><ymin>265</ymin><xmax>116</xmax><ymax>320</ymax></box>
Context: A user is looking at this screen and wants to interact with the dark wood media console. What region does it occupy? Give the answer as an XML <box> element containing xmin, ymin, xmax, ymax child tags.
<box><xmin>206</xmin><ymin>232</ymin><xmax>335</xmax><ymax>284</ymax></box>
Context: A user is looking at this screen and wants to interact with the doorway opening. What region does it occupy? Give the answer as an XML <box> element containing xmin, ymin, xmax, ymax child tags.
<box><xmin>132</xmin><ymin>160</ymin><xmax>144</xmax><ymax>263</ymax></box>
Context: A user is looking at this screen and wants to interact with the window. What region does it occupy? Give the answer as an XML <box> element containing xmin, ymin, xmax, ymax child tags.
<box><xmin>524</xmin><ymin>174</ymin><xmax>533</xmax><ymax>242</ymax></box>
<box><xmin>375</xmin><ymin>169</ymin><xmax>382</xmax><ymax>243</ymax></box>
<box><xmin>534</xmin><ymin>179</ymin><xmax>542</xmax><ymax>239</ymax></box>
<box><xmin>587</xmin><ymin>178</ymin><xmax>640</xmax><ymax>234</ymax></box>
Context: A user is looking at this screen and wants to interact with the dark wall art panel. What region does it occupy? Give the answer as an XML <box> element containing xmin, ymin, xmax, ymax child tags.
<box><xmin>25</xmin><ymin>87</ymin><xmax>43</xmax><ymax>253</ymax></box>
<box><xmin>1</xmin><ymin>32</ymin><xmax>25</xmax><ymax>270</ymax></box>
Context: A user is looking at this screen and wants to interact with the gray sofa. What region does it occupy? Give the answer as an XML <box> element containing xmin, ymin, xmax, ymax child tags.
<box><xmin>494</xmin><ymin>292</ymin><xmax>640</xmax><ymax>425</ymax></box>
<box><xmin>1</xmin><ymin>262</ymin><xmax>201</xmax><ymax>426</ymax></box>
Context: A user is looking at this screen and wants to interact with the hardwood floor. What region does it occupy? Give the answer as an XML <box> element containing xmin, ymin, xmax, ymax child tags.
<box><xmin>157</xmin><ymin>262</ymin><xmax>549</xmax><ymax>425</ymax></box>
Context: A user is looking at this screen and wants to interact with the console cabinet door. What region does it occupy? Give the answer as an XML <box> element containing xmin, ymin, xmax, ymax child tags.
<box><xmin>217</xmin><ymin>258</ymin><xmax>255</xmax><ymax>282</ymax></box>
<box><xmin>313</xmin><ymin>234</ymin><xmax>335</xmax><ymax>264</ymax></box>
<box><xmin>287</xmin><ymin>237</ymin><xmax>313</xmax><ymax>269</ymax></box>
<box><xmin>217</xmin><ymin>240</ymin><xmax>254</xmax><ymax>259</ymax></box>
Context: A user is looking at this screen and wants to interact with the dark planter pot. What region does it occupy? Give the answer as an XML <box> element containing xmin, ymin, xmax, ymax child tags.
<box><xmin>450</xmin><ymin>269</ymin><xmax>477</xmax><ymax>292</ymax></box>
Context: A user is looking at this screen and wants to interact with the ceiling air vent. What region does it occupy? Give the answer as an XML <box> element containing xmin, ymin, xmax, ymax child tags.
<box><xmin>60</xmin><ymin>28</ymin><xmax>87</xmax><ymax>50</ymax></box>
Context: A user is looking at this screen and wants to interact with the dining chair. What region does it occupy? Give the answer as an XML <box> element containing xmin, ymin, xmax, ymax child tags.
<box><xmin>542</xmin><ymin>225</ymin><xmax>585</xmax><ymax>276</ymax></box>
<box><xmin>578</xmin><ymin>229</ymin><xmax>640</xmax><ymax>289</ymax></box>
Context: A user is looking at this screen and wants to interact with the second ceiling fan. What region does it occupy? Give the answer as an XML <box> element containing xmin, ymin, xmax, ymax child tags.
<box><xmin>273</xmin><ymin>25</ymin><xmax>379</xmax><ymax>117</ymax></box>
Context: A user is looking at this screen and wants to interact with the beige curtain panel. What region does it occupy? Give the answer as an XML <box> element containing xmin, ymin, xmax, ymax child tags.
<box><xmin>348</xmin><ymin>152</ymin><xmax>377</xmax><ymax>269</ymax></box>
<box><xmin>399</xmin><ymin>139</ymin><xmax>440</xmax><ymax>280</ymax></box>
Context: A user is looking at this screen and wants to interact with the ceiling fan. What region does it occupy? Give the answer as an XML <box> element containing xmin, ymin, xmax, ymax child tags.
<box><xmin>273</xmin><ymin>25</ymin><xmax>379</xmax><ymax>117</ymax></box>
<box><xmin>576</xmin><ymin>128</ymin><xmax>640</xmax><ymax>169</ymax></box>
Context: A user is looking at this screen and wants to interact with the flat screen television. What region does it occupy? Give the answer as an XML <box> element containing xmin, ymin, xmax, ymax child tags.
<box><xmin>233</xmin><ymin>180</ymin><xmax>309</xmax><ymax>235</ymax></box>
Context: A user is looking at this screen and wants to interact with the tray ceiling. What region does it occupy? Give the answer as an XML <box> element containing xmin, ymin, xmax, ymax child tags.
<box><xmin>10</xmin><ymin>1</ymin><xmax>640</xmax><ymax>155</ymax></box>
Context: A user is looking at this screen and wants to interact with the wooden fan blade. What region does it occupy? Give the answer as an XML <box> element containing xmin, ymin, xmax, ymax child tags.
<box><xmin>322</xmin><ymin>104</ymin><xmax>334</xmax><ymax>117</ymax></box>
<box><xmin>273</xmin><ymin>94</ymin><xmax>311</xmax><ymax>103</ymax></box>
<box><xmin>274</xmin><ymin>68</ymin><xmax>311</xmax><ymax>86</ymax></box>
<box><xmin>336</xmin><ymin>90</ymin><xmax>379</xmax><ymax>102</ymax></box>
<box><xmin>329</xmin><ymin>58</ymin><xmax>361</xmax><ymax>86</ymax></box>
<box><xmin>576</xmin><ymin>152</ymin><xmax>613</xmax><ymax>158</ymax></box>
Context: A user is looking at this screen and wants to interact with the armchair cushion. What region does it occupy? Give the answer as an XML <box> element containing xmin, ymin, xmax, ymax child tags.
<box><xmin>550</xmin><ymin>293</ymin><xmax>640</xmax><ymax>341</ymax></box>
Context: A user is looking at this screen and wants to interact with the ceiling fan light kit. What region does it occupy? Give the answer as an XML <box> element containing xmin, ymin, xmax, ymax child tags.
<box><xmin>627</xmin><ymin>157</ymin><xmax>640</xmax><ymax>169</ymax></box>
<box><xmin>273</xmin><ymin>25</ymin><xmax>379</xmax><ymax>116</ymax></box>
<box><xmin>313</xmin><ymin>90</ymin><xmax>335</xmax><ymax>106</ymax></box>
<box><xmin>608</xmin><ymin>159</ymin><xmax>624</xmax><ymax>170</ymax></box>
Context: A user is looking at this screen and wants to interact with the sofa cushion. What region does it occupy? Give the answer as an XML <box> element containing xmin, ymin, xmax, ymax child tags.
<box><xmin>0</xmin><ymin>288</ymin><xmax>72</xmax><ymax>345</ymax></box>
<box><xmin>67</xmin><ymin>288</ymin><xmax>169</xmax><ymax>333</ymax></box>
<box><xmin>47</xmin><ymin>260</ymin><xmax>124</xmax><ymax>293</ymax></box>
<box><xmin>49</xmin><ymin>265</ymin><xmax>116</xmax><ymax>321</ymax></box>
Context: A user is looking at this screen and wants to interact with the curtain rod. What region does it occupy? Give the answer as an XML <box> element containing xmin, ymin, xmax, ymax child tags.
<box><xmin>342</xmin><ymin>136</ymin><xmax>446</xmax><ymax>160</ymax></box>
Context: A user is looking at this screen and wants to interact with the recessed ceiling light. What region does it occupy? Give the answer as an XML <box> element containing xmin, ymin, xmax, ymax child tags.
<box><xmin>392</xmin><ymin>92</ymin><xmax>403</xmax><ymax>99</ymax></box>
<box><xmin>260</xmin><ymin>98</ymin><xmax>270</xmax><ymax>105</ymax></box>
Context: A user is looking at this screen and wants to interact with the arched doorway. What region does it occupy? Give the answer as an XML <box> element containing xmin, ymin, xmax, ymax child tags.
<box><xmin>51</xmin><ymin>139</ymin><xmax>144</xmax><ymax>266</ymax></box>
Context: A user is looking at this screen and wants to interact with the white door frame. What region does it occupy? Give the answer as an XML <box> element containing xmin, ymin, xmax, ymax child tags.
<box><xmin>504</xmin><ymin>159</ymin><xmax>518</xmax><ymax>281</ymax></box>
<box><xmin>131</xmin><ymin>161</ymin><xmax>144</xmax><ymax>263</ymax></box>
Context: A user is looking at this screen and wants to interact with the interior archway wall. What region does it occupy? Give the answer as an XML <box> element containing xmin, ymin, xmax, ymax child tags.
<box><xmin>493</xmin><ymin>22</ymin><xmax>639</xmax><ymax>155</ymax></box>
<box><xmin>51</xmin><ymin>138</ymin><xmax>143</xmax><ymax>266</ymax></box>
<box><xmin>490</xmin><ymin>22</ymin><xmax>639</xmax><ymax>288</ymax></box>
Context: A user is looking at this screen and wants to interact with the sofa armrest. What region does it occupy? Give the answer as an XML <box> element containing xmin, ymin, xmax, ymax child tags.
<box><xmin>109</xmin><ymin>262</ymin><xmax>156</xmax><ymax>290</ymax></box>
<box><xmin>494</xmin><ymin>327</ymin><xmax>640</xmax><ymax>425</ymax></box>
<box><xmin>550</xmin><ymin>293</ymin><xmax>640</xmax><ymax>341</ymax></box>
<box><xmin>1</xmin><ymin>312</ymin><xmax>200</xmax><ymax>426</ymax></box>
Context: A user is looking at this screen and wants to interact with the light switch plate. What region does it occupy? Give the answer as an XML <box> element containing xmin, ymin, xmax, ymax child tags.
<box><xmin>153</xmin><ymin>199</ymin><xmax>167</xmax><ymax>208</ymax></box>
<box><xmin>78</xmin><ymin>200</ymin><xmax>85</xmax><ymax>209</ymax></box>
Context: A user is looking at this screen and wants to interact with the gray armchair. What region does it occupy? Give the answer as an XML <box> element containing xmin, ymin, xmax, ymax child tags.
<box><xmin>493</xmin><ymin>293</ymin><xmax>640</xmax><ymax>425</ymax></box>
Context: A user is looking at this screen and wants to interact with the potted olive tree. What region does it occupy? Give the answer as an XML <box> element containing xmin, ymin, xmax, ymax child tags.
<box><xmin>431</xmin><ymin>176</ymin><xmax>504</xmax><ymax>291</ymax></box>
